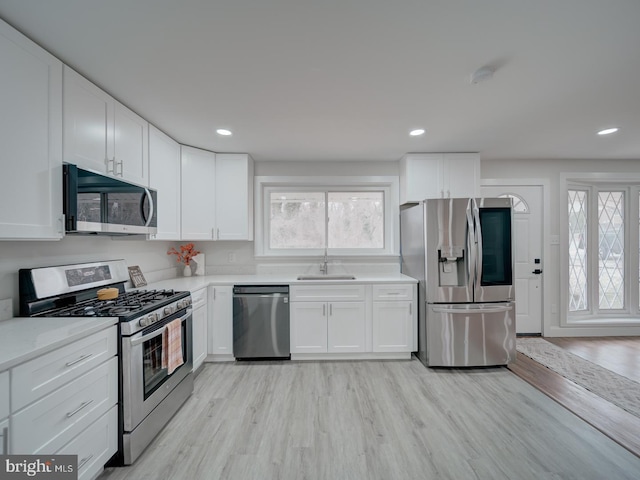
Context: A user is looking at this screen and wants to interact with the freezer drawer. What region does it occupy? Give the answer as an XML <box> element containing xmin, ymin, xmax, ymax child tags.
<box><xmin>427</xmin><ymin>302</ymin><xmax>515</xmax><ymax>367</ymax></box>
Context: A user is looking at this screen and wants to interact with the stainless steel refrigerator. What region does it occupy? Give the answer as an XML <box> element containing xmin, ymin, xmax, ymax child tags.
<box><xmin>401</xmin><ymin>198</ymin><xmax>516</xmax><ymax>367</ymax></box>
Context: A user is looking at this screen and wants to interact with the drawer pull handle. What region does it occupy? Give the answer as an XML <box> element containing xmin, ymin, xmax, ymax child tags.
<box><xmin>66</xmin><ymin>353</ymin><xmax>93</xmax><ymax>367</ymax></box>
<box><xmin>66</xmin><ymin>400</ymin><xmax>93</xmax><ymax>418</ymax></box>
<box><xmin>386</xmin><ymin>292</ymin><xmax>401</xmax><ymax>295</ymax></box>
<box><xmin>78</xmin><ymin>454</ymin><xmax>94</xmax><ymax>469</ymax></box>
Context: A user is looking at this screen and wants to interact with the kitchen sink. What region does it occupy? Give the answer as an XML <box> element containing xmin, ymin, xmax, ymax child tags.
<box><xmin>296</xmin><ymin>275</ymin><xmax>357</xmax><ymax>280</ymax></box>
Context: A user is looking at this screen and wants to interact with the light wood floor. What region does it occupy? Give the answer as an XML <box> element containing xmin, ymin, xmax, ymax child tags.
<box><xmin>100</xmin><ymin>359</ymin><xmax>640</xmax><ymax>480</ymax></box>
<box><xmin>509</xmin><ymin>336</ymin><xmax>640</xmax><ymax>459</ymax></box>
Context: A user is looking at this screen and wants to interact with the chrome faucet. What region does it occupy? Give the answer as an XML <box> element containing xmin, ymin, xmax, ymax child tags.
<box><xmin>320</xmin><ymin>251</ymin><xmax>329</xmax><ymax>275</ymax></box>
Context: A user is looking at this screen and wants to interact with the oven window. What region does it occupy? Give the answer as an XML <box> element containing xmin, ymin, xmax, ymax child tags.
<box><xmin>142</xmin><ymin>320</ymin><xmax>187</xmax><ymax>399</ymax></box>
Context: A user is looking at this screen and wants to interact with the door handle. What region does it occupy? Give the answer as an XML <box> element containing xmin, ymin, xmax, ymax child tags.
<box><xmin>532</xmin><ymin>269</ymin><xmax>543</xmax><ymax>275</ymax></box>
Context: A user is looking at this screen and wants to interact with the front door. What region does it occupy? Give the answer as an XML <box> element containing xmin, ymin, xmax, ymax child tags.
<box><xmin>481</xmin><ymin>185</ymin><xmax>543</xmax><ymax>334</ymax></box>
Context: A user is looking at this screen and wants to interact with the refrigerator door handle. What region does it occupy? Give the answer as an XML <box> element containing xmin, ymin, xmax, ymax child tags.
<box><xmin>473</xmin><ymin>198</ymin><xmax>483</xmax><ymax>289</ymax></box>
<box><xmin>466</xmin><ymin>199</ymin><xmax>476</xmax><ymax>289</ymax></box>
<box><xmin>432</xmin><ymin>305</ymin><xmax>513</xmax><ymax>314</ymax></box>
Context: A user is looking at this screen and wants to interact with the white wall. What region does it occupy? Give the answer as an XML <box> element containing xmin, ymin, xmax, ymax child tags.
<box><xmin>482</xmin><ymin>158</ymin><xmax>640</xmax><ymax>336</ymax></box>
<box><xmin>0</xmin><ymin>237</ymin><xmax>178</xmax><ymax>317</ymax></box>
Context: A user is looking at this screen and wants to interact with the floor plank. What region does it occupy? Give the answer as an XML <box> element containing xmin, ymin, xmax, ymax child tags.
<box><xmin>545</xmin><ymin>336</ymin><xmax>640</xmax><ymax>383</ymax></box>
<box><xmin>509</xmin><ymin>349</ymin><xmax>640</xmax><ymax>458</ymax></box>
<box><xmin>99</xmin><ymin>359</ymin><xmax>640</xmax><ymax>480</ymax></box>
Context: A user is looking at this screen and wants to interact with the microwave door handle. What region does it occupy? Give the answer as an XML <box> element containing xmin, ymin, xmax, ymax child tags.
<box><xmin>141</xmin><ymin>188</ymin><xmax>154</xmax><ymax>227</ymax></box>
<box><xmin>473</xmin><ymin>199</ymin><xmax>483</xmax><ymax>288</ymax></box>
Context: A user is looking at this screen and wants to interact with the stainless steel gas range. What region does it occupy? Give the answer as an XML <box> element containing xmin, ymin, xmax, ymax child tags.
<box><xmin>19</xmin><ymin>260</ymin><xmax>194</xmax><ymax>465</ymax></box>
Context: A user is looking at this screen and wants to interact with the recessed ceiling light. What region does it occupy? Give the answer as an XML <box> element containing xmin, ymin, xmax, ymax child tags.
<box><xmin>409</xmin><ymin>129</ymin><xmax>425</xmax><ymax>136</ymax></box>
<box><xmin>216</xmin><ymin>128</ymin><xmax>233</xmax><ymax>136</ymax></box>
<box><xmin>597</xmin><ymin>127</ymin><xmax>619</xmax><ymax>135</ymax></box>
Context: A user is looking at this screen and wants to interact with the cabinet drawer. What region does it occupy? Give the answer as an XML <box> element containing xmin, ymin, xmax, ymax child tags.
<box><xmin>57</xmin><ymin>406</ymin><xmax>118</xmax><ymax>480</ymax></box>
<box><xmin>191</xmin><ymin>287</ymin><xmax>208</xmax><ymax>308</ymax></box>
<box><xmin>372</xmin><ymin>284</ymin><xmax>414</xmax><ymax>301</ymax></box>
<box><xmin>12</xmin><ymin>357</ymin><xmax>117</xmax><ymax>454</ymax></box>
<box><xmin>0</xmin><ymin>371</ymin><xmax>8</xmax><ymax>419</ymax></box>
<box><xmin>12</xmin><ymin>326</ymin><xmax>117</xmax><ymax>411</ymax></box>
<box><xmin>290</xmin><ymin>284</ymin><xmax>365</xmax><ymax>302</ymax></box>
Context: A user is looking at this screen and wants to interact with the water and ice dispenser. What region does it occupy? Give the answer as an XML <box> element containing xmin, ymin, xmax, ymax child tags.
<box><xmin>438</xmin><ymin>246</ymin><xmax>465</xmax><ymax>286</ymax></box>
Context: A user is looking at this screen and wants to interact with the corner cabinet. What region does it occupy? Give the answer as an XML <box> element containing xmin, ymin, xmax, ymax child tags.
<box><xmin>63</xmin><ymin>66</ymin><xmax>149</xmax><ymax>186</ymax></box>
<box><xmin>181</xmin><ymin>146</ymin><xmax>217</xmax><ymax>239</ymax></box>
<box><xmin>214</xmin><ymin>154</ymin><xmax>254</xmax><ymax>241</ymax></box>
<box><xmin>0</xmin><ymin>19</ymin><xmax>64</xmax><ymax>240</ymax></box>
<box><xmin>400</xmin><ymin>153</ymin><xmax>480</xmax><ymax>204</ymax></box>
<box><xmin>181</xmin><ymin>149</ymin><xmax>254</xmax><ymax>241</ymax></box>
<box><xmin>149</xmin><ymin>126</ymin><xmax>181</xmax><ymax>240</ymax></box>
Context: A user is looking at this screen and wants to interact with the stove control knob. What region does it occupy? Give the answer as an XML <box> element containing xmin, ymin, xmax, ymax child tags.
<box><xmin>186</xmin><ymin>297</ymin><xmax>192</xmax><ymax>306</ymax></box>
<box><xmin>164</xmin><ymin>306</ymin><xmax>172</xmax><ymax>316</ymax></box>
<box><xmin>139</xmin><ymin>317</ymin><xmax>149</xmax><ymax>327</ymax></box>
<box><xmin>176</xmin><ymin>300</ymin><xmax>184</xmax><ymax>309</ymax></box>
<box><xmin>148</xmin><ymin>313</ymin><xmax>158</xmax><ymax>324</ymax></box>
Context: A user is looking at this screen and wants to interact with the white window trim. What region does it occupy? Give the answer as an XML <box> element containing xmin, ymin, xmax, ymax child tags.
<box><xmin>560</xmin><ymin>172</ymin><xmax>640</xmax><ymax>326</ymax></box>
<box><xmin>254</xmin><ymin>176</ymin><xmax>399</xmax><ymax>257</ymax></box>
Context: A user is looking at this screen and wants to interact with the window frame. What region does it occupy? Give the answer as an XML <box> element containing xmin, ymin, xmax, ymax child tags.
<box><xmin>255</xmin><ymin>176</ymin><xmax>399</xmax><ymax>257</ymax></box>
<box><xmin>561</xmin><ymin>173</ymin><xmax>640</xmax><ymax>326</ymax></box>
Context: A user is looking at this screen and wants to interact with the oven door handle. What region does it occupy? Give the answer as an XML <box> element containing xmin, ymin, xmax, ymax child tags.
<box><xmin>130</xmin><ymin>311</ymin><xmax>191</xmax><ymax>346</ymax></box>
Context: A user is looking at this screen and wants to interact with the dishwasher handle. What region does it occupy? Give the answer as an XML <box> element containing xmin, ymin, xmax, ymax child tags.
<box><xmin>233</xmin><ymin>285</ymin><xmax>289</xmax><ymax>295</ymax></box>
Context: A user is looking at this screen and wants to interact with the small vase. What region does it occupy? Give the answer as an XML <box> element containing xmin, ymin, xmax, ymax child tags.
<box><xmin>183</xmin><ymin>264</ymin><xmax>192</xmax><ymax>277</ymax></box>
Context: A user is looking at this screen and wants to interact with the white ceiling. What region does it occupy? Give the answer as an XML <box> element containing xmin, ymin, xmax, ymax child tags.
<box><xmin>1</xmin><ymin>0</ymin><xmax>639</xmax><ymax>163</ymax></box>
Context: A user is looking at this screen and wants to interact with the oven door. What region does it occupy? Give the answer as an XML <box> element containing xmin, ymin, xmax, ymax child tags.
<box><xmin>121</xmin><ymin>308</ymin><xmax>193</xmax><ymax>432</ymax></box>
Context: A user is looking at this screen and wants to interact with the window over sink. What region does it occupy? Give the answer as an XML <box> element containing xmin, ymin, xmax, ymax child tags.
<box><xmin>255</xmin><ymin>176</ymin><xmax>398</xmax><ymax>257</ymax></box>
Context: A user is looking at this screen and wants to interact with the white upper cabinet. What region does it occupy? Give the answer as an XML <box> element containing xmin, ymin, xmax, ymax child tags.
<box><xmin>214</xmin><ymin>154</ymin><xmax>254</xmax><ymax>241</ymax></box>
<box><xmin>181</xmin><ymin>146</ymin><xmax>216</xmax><ymax>240</ymax></box>
<box><xmin>0</xmin><ymin>19</ymin><xmax>64</xmax><ymax>240</ymax></box>
<box><xmin>180</xmin><ymin>149</ymin><xmax>254</xmax><ymax>241</ymax></box>
<box><xmin>148</xmin><ymin>126</ymin><xmax>181</xmax><ymax>240</ymax></box>
<box><xmin>399</xmin><ymin>153</ymin><xmax>480</xmax><ymax>203</ymax></box>
<box><xmin>63</xmin><ymin>66</ymin><xmax>149</xmax><ymax>186</ymax></box>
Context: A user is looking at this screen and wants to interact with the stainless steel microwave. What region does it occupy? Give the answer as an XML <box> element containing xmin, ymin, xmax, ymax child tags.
<box><xmin>63</xmin><ymin>164</ymin><xmax>157</xmax><ymax>235</ymax></box>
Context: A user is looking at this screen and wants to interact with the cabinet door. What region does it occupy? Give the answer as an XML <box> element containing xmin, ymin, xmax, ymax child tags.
<box><xmin>327</xmin><ymin>302</ymin><xmax>366</xmax><ymax>353</ymax></box>
<box><xmin>372</xmin><ymin>301</ymin><xmax>413</xmax><ymax>352</ymax></box>
<box><xmin>443</xmin><ymin>153</ymin><xmax>480</xmax><ymax>198</ymax></box>
<box><xmin>290</xmin><ymin>302</ymin><xmax>328</xmax><ymax>353</ymax></box>
<box><xmin>192</xmin><ymin>304</ymin><xmax>208</xmax><ymax>370</ymax></box>
<box><xmin>149</xmin><ymin>126</ymin><xmax>181</xmax><ymax>240</ymax></box>
<box><xmin>63</xmin><ymin>66</ymin><xmax>113</xmax><ymax>174</ymax></box>
<box><xmin>181</xmin><ymin>146</ymin><xmax>216</xmax><ymax>240</ymax></box>
<box><xmin>399</xmin><ymin>153</ymin><xmax>442</xmax><ymax>203</ymax></box>
<box><xmin>114</xmin><ymin>101</ymin><xmax>149</xmax><ymax>185</ymax></box>
<box><xmin>214</xmin><ymin>154</ymin><xmax>253</xmax><ymax>240</ymax></box>
<box><xmin>0</xmin><ymin>20</ymin><xmax>63</xmax><ymax>240</ymax></box>
<box><xmin>208</xmin><ymin>286</ymin><xmax>233</xmax><ymax>356</ymax></box>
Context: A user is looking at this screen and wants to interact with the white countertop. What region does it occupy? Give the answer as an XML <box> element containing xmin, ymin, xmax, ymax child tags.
<box><xmin>137</xmin><ymin>273</ymin><xmax>418</xmax><ymax>293</ymax></box>
<box><xmin>0</xmin><ymin>317</ymin><xmax>118</xmax><ymax>371</ymax></box>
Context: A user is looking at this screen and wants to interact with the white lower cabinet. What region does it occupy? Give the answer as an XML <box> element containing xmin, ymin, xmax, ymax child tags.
<box><xmin>57</xmin><ymin>406</ymin><xmax>118</xmax><ymax>480</ymax></box>
<box><xmin>12</xmin><ymin>357</ymin><xmax>117</xmax><ymax>455</ymax></box>
<box><xmin>290</xmin><ymin>302</ymin><xmax>328</xmax><ymax>354</ymax></box>
<box><xmin>372</xmin><ymin>284</ymin><xmax>417</xmax><ymax>352</ymax></box>
<box><xmin>328</xmin><ymin>302</ymin><xmax>366</xmax><ymax>353</ymax></box>
<box><xmin>372</xmin><ymin>301</ymin><xmax>413</xmax><ymax>352</ymax></box>
<box><xmin>208</xmin><ymin>285</ymin><xmax>234</xmax><ymax>358</ymax></box>
<box><xmin>191</xmin><ymin>287</ymin><xmax>208</xmax><ymax>371</ymax></box>
<box><xmin>8</xmin><ymin>324</ymin><xmax>118</xmax><ymax>479</ymax></box>
<box><xmin>291</xmin><ymin>301</ymin><xmax>366</xmax><ymax>354</ymax></box>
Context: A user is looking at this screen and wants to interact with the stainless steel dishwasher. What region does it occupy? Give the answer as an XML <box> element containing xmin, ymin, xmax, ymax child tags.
<box><xmin>233</xmin><ymin>285</ymin><xmax>290</xmax><ymax>360</ymax></box>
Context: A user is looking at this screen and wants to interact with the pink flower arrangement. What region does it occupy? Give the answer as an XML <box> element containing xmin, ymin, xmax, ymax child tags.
<box><xmin>167</xmin><ymin>243</ymin><xmax>201</xmax><ymax>266</ymax></box>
